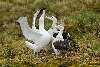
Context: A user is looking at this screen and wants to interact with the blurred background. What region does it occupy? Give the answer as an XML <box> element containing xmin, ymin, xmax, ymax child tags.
<box><xmin>0</xmin><ymin>0</ymin><xmax>100</xmax><ymax>67</ymax></box>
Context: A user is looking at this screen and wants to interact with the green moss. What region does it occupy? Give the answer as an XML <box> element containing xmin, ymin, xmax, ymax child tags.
<box><xmin>0</xmin><ymin>0</ymin><xmax>100</xmax><ymax>67</ymax></box>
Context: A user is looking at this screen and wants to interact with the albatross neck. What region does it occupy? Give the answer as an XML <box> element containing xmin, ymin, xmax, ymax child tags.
<box><xmin>52</xmin><ymin>20</ymin><xmax>57</xmax><ymax>28</ymax></box>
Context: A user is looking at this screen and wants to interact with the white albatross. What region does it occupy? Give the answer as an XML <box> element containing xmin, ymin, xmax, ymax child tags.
<box><xmin>17</xmin><ymin>10</ymin><xmax>51</xmax><ymax>56</ymax></box>
<box><xmin>52</xmin><ymin>25</ymin><xmax>64</xmax><ymax>55</ymax></box>
<box><xmin>46</xmin><ymin>16</ymin><xmax>64</xmax><ymax>55</ymax></box>
<box><xmin>46</xmin><ymin>16</ymin><xmax>71</xmax><ymax>56</ymax></box>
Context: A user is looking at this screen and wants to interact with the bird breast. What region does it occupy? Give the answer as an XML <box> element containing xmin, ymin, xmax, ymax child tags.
<box><xmin>36</xmin><ymin>30</ymin><xmax>51</xmax><ymax>46</ymax></box>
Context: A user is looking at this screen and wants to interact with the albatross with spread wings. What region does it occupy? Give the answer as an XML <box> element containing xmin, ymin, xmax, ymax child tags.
<box><xmin>17</xmin><ymin>10</ymin><xmax>51</xmax><ymax>57</ymax></box>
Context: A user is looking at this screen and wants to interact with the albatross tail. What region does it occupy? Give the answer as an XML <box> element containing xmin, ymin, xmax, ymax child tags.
<box><xmin>25</xmin><ymin>41</ymin><xmax>36</xmax><ymax>50</ymax></box>
<box><xmin>25</xmin><ymin>41</ymin><xmax>40</xmax><ymax>58</ymax></box>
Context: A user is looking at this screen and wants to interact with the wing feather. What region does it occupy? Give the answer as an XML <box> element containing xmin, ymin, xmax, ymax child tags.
<box><xmin>17</xmin><ymin>17</ymin><xmax>42</xmax><ymax>42</ymax></box>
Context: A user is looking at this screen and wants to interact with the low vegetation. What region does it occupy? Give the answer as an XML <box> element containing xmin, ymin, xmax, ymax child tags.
<box><xmin>0</xmin><ymin>0</ymin><xmax>100</xmax><ymax>67</ymax></box>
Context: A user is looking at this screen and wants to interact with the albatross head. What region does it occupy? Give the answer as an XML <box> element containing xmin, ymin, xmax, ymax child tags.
<box><xmin>46</xmin><ymin>16</ymin><xmax>57</xmax><ymax>23</ymax></box>
<box><xmin>16</xmin><ymin>17</ymin><xmax>27</xmax><ymax>23</ymax></box>
<box><xmin>46</xmin><ymin>16</ymin><xmax>57</xmax><ymax>28</ymax></box>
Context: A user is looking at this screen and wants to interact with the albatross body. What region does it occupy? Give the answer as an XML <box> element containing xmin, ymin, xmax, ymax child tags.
<box><xmin>46</xmin><ymin>16</ymin><xmax>71</xmax><ymax>56</ymax></box>
<box><xmin>17</xmin><ymin>10</ymin><xmax>51</xmax><ymax>55</ymax></box>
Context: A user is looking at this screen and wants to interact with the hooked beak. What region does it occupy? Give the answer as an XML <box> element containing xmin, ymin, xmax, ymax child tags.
<box><xmin>46</xmin><ymin>16</ymin><xmax>51</xmax><ymax>20</ymax></box>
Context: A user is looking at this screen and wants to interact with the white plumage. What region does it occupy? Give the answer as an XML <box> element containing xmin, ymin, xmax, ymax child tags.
<box><xmin>17</xmin><ymin>10</ymin><xmax>70</xmax><ymax>57</ymax></box>
<box><xmin>52</xmin><ymin>25</ymin><xmax>64</xmax><ymax>55</ymax></box>
<box><xmin>46</xmin><ymin>16</ymin><xmax>59</xmax><ymax>38</ymax></box>
<box><xmin>17</xmin><ymin>10</ymin><xmax>51</xmax><ymax>55</ymax></box>
<box><xmin>32</xmin><ymin>10</ymin><xmax>40</xmax><ymax>31</ymax></box>
<box><xmin>46</xmin><ymin>16</ymin><xmax>65</xmax><ymax>55</ymax></box>
<box><xmin>46</xmin><ymin>16</ymin><xmax>71</xmax><ymax>56</ymax></box>
<box><xmin>17</xmin><ymin>17</ymin><xmax>41</xmax><ymax>42</ymax></box>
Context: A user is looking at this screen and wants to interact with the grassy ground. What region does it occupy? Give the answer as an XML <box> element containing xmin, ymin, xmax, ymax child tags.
<box><xmin>0</xmin><ymin>0</ymin><xmax>100</xmax><ymax>67</ymax></box>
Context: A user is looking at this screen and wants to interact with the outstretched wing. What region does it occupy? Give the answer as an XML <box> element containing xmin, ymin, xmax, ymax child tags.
<box><xmin>23</xmin><ymin>26</ymin><xmax>42</xmax><ymax>42</ymax></box>
<box><xmin>17</xmin><ymin>17</ymin><xmax>42</xmax><ymax>42</ymax></box>
<box><xmin>32</xmin><ymin>10</ymin><xmax>40</xmax><ymax>30</ymax></box>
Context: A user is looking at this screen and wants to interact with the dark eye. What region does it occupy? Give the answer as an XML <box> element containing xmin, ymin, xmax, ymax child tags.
<box><xmin>52</xmin><ymin>16</ymin><xmax>53</xmax><ymax>18</ymax></box>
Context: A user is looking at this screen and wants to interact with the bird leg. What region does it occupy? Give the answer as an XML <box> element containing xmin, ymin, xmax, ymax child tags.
<box><xmin>34</xmin><ymin>52</ymin><xmax>41</xmax><ymax>59</ymax></box>
<box><xmin>34</xmin><ymin>52</ymin><xmax>38</xmax><ymax>58</ymax></box>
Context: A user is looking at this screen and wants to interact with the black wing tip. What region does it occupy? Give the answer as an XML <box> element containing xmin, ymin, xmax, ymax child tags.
<box><xmin>40</xmin><ymin>8</ymin><xmax>46</xmax><ymax>11</ymax></box>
